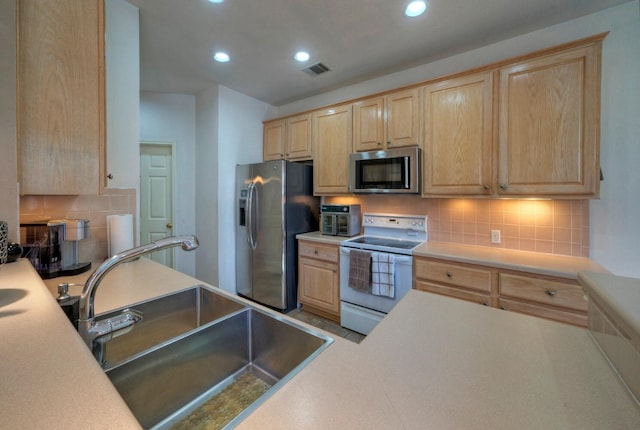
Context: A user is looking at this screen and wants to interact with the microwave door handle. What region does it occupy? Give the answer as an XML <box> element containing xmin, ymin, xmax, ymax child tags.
<box><xmin>246</xmin><ymin>182</ymin><xmax>258</xmax><ymax>250</ymax></box>
<box><xmin>404</xmin><ymin>156</ymin><xmax>409</xmax><ymax>189</ymax></box>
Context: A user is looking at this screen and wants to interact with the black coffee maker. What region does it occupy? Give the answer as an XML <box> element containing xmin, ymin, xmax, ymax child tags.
<box><xmin>20</xmin><ymin>219</ymin><xmax>92</xmax><ymax>279</ymax></box>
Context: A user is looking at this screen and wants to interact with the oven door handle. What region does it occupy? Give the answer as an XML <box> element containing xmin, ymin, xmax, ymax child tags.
<box><xmin>339</xmin><ymin>247</ymin><xmax>412</xmax><ymax>263</ymax></box>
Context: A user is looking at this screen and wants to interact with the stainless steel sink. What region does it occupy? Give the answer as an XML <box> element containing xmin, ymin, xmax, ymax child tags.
<box><xmin>104</xmin><ymin>288</ymin><xmax>333</xmax><ymax>429</ymax></box>
<box><xmin>96</xmin><ymin>285</ymin><xmax>245</xmax><ymax>369</ymax></box>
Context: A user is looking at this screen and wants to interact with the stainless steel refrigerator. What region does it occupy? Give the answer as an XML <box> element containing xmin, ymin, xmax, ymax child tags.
<box><xmin>236</xmin><ymin>160</ymin><xmax>319</xmax><ymax>312</ymax></box>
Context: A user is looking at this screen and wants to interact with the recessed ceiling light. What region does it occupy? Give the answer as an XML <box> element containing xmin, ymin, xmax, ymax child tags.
<box><xmin>294</xmin><ymin>51</ymin><xmax>310</xmax><ymax>62</ymax></box>
<box><xmin>208</xmin><ymin>0</ymin><xmax>224</xmax><ymax>4</ymax></box>
<box><xmin>405</xmin><ymin>1</ymin><xmax>428</xmax><ymax>17</ymax></box>
<box><xmin>213</xmin><ymin>51</ymin><xmax>230</xmax><ymax>63</ymax></box>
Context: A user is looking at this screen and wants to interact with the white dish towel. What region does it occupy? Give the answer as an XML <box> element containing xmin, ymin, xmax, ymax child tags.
<box><xmin>371</xmin><ymin>252</ymin><xmax>395</xmax><ymax>298</ymax></box>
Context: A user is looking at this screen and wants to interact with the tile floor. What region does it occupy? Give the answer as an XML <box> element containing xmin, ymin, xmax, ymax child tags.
<box><xmin>287</xmin><ymin>308</ymin><xmax>366</xmax><ymax>344</ymax></box>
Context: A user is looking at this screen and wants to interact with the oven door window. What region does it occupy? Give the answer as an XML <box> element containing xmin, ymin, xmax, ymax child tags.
<box><xmin>356</xmin><ymin>157</ymin><xmax>408</xmax><ymax>190</ymax></box>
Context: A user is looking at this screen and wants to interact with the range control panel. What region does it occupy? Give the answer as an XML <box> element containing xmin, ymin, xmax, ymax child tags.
<box><xmin>362</xmin><ymin>213</ymin><xmax>427</xmax><ymax>232</ymax></box>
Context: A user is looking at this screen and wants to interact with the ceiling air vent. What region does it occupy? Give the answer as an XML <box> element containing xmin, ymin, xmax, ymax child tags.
<box><xmin>302</xmin><ymin>62</ymin><xmax>331</xmax><ymax>77</ymax></box>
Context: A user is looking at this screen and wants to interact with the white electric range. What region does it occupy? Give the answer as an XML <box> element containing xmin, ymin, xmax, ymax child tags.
<box><xmin>339</xmin><ymin>213</ymin><xmax>427</xmax><ymax>335</ymax></box>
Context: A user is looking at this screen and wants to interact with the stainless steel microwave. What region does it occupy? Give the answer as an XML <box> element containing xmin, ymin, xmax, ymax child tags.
<box><xmin>349</xmin><ymin>147</ymin><xmax>421</xmax><ymax>194</ymax></box>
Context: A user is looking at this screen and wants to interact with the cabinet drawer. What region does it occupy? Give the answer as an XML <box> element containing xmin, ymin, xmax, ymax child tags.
<box><xmin>415</xmin><ymin>280</ymin><xmax>490</xmax><ymax>306</ymax></box>
<box><xmin>498</xmin><ymin>298</ymin><xmax>587</xmax><ymax>327</ymax></box>
<box><xmin>299</xmin><ymin>241</ymin><xmax>339</xmax><ymax>263</ymax></box>
<box><xmin>414</xmin><ymin>259</ymin><xmax>492</xmax><ymax>293</ymax></box>
<box><xmin>498</xmin><ymin>273</ymin><xmax>587</xmax><ymax>312</ymax></box>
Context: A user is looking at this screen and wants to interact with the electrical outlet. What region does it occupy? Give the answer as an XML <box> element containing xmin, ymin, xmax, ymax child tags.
<box><xmin>490</xmin><ymin>229</ymin><xmax>501</xmax><ymax>244</ymax></box>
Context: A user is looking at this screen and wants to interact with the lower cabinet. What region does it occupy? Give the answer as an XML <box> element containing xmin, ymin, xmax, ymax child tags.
<box><xmin>414</xmin><ymin>258</ymin><xmax>494</xmax><ymax>306</ymax></box>
<box><xmin>298</xmin><ymin>240</ymin><xmax>340</xmax><ymax>322</ymax></box>
<box><xmin>497</xmin><ymin>273</ymin><xmax>587</xmax><ymax>327</ymax></box>
<box><xmin>413</xmin><ymin>256</ymin><xmax>588</xmax><ymax>327</ymax></box>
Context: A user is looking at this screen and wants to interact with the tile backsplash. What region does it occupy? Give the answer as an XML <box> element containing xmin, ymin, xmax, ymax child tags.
<box><xmin>326</xmin><ymin>196</ymin><xmax>589</xmax><ymax>257</ymax></box>
<box><xmin>19</xmin><ymin>189</ymin><xmax>136</xmax><ymax>263</ymax></box>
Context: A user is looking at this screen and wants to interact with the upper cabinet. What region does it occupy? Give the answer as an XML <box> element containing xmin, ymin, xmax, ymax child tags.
<box><xmin>263</xmin><ymin>119</ymin><xmax>286</xmax><ymax>160</ymax></box>
<box><xmin>262</xmin><ymin>33</ymin><xmax>605</xmax><ymax>199</ymax></box>
<box><xmin>17</xmin><ymin>0</ymin><xmax>105</xmax><ymax>195</ymax></box>
<box><xmin>422</xmin><ymin>72</ymin><xmax>494</xmax><ymax>196</ymax></box>
<box><xmin>312</xmin><ymin>105</ymin><xmax>353</xmax><ymax>195</ymax></box>
<box><xmin>353</xmin><ymin>88</ymin><xmax>421</xmax><ymax>152</ymax></box>
<box><xmin>497</xmin><ymin>41</ymin><xmax>602</xmax><ymax>197</ymax></box>
<box><xmin>263</xmin><ymin>113</ymin><xmax>312</xmax><ymax>161</ymax></box>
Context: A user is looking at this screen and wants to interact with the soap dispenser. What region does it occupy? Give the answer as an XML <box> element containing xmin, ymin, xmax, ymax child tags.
<box><xmin>57</xmin><ymin>283</ymin><xmax>81</xmax><ymax>329</ymax></box>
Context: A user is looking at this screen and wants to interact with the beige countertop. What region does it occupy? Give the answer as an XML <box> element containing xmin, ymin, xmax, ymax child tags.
<box><xmin>1</xmin><ymin>258</ymin><xmax>639</xmax><ymax>429</ymax></box>
<box><xmin>298</xmin><ymin>232</ymin><xmax>609</xmax><ymax>279</ymax></box>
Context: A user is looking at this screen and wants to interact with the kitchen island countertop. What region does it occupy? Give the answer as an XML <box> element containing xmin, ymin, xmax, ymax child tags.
<box><xmin>1</xmin><ymin>258</ymin><xmax>638</xmax><ymax>429</ymax></box>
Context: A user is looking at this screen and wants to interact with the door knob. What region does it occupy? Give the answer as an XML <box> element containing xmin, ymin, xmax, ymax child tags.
<box><xmin>166</xmin><ymin>223</ymin><xmax>173</xmax><ymax>229</ymax></box>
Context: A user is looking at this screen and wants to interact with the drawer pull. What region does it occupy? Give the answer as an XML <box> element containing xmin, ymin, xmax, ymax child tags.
<box><xmin>546</xmin><ymin>289</ymin><xmax>557</xmax><ymax>297</ymax></box>
<box><xmin>500</xmin><ymin>305</ymin><xmax>508</xmax><ymax>310</ymax></box>
<box><xmin>446</xmin><ymin>271</ymin><xmax>453</xmax><ymax>278</ymax></box>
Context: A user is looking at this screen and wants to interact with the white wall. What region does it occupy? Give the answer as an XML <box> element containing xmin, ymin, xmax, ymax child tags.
<box><xmin>105</xmin><ymin>0</ymin><xmax>140</xmax><ymax>190</ymax></box>
<box><xmin>140</xmin><ymin>92</ymin><xmax>197</xmax><ymax>276</ymax></box>
<box><xmin>0</xmin><ymin>0</ymin><xmax>18</xmax><ymax>241</ymax></box>
<box><xmin>215</xmin><ymin>86</ymin><xmax>274</xmax><ymax>292</ymax></box>
<box><xmin>195</xmin><ymin>87</ymin><xmax>219</xmax><ymax>286</ymax></box>
<box><xmin>278</xmin><ymin>1</ymin><xmax>640</xmax><ymax>278</ymax></box>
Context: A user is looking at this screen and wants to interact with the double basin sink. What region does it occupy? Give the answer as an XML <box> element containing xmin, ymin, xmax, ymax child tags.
<box><xmin>96</xmin><ymin>285</ymin><xmax>333</xmax><ymax>429</ymax></box>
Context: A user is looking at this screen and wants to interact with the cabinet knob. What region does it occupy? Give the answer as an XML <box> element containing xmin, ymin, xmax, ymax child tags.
<box><xmin>166</xmin><ymin>223</ymin><xmax>173</xmax><ymax>229</ymax></box>
<box><xmin>500</xmin><ymin>305</ymin><xmax>508</xmax><ymax>310</ymax></box>
<box><xmin>483</xmin><ymin>184</ymin><xmax>489</xmax><ymax>191</ymax></box>
<box><xmin>446</xmin><ymin>271</ymin><xmax>453</xmax><ymax>278</ymax></box>
<box><xmin>313</xmin><ymin>249</ymin><xmax>318</xmax><ymax>255</ymax></box>
<box><xmin>546</xmin><ymin>289</ymin><xmax>557</xmax><ymax>297</ymax></box>
<box><xmin>377</xmin><ymin>142</ymin><xmax>382</xmax><ymax>146</ymax></box>
<box><xmin>482</xmin><ymin>301</ymin><xmax>488</xmax><ymax>306</ymax></box>
<box><xmin>107</xmin><ymin>173</ymin><xmax>114</xmax><ymax>180</ymax></box>
<box><xmin>500</xmin><ymin>184</ymin><xmax>507</xmax><ymax>190</ymax></box>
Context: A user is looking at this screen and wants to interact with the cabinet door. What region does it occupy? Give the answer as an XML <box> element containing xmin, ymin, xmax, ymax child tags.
<box><xmin>286</xmin><ymin>114</ymin><xmax>312</xmax><ymax>160</ymax></box>
<box><xmin>498</xmin><ymin>43</ymin><xmax>601</xmax><ymax>196</ymax></box>
<box><xmin>18</xmin><ymin>0</ymin><xmax>105</xmax><ymax>195</ymax></box>
<box><xmin>298</xmin><ymin>257</ymin><xmax>340</xmax><ymax>316</ymax></box>
<box><xmin>263</xmin><ymin>119</ymin><xmax>285</xmax><ymax>161</ymax></box>
<box><xmin>422</xmin><ymin>72</ymin><xmax>494</xmax><ymax>196</ymax></box>
<box><xmin>312</xmin><ymin>105</ymin><xmax>353</xmax><ymax>195</ymax></box>
<box><xmin>386</xmin><ymin>88</ymin><xmax>421</xmax><ymax>148</ymax></box>
<box><xmin>353</xmin><ymin>97</ymin><xmax>384</xmax><ymax>152</ymax></box>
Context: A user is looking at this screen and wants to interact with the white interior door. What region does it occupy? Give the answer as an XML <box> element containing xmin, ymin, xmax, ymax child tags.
<box><xmin>140</xmin><ymin>143</ymin><xmax>174</xmax><ymax>268</ymax></box>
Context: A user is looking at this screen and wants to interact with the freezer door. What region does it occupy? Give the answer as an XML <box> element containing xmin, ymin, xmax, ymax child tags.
<box><xmin>235</xmin><ymin>164</ymin><xmax>252</xmax><ymax>299</ymax></box>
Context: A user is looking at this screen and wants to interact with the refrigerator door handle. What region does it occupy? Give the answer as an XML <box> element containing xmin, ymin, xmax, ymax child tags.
<box><xmin>246</xmin><ymin>181</ymin><xmax>258</xmax><ymax>250</ymax></box>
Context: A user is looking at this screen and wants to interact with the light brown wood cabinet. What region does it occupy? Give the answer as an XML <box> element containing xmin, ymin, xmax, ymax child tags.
<box><xmin>17</xmin><ymin>0</ymin><xmax>105</xmax><ymax>195</ymax></box>
<box><xmin>263</xmin><ymin>114</ymin><xmax>312</xmax><ymax>161</ymax></box>
<box><xmin>421</xmin><ymin>72</ymin><xmax>494</xmax><ymax>196</ymax></box>
<box><xmin>312</xmin><ymin>104</ymin><xmax>353</xmax><ymax>195</ymax></box>
<box><xmin>414</xmin><ymin>256</ymin><xmax>588</xmax><ymax>327</ymax></box>
<box><xmin>497</xmin><ymin>272</ymin><xmax>587</xmax><ymax>327</ymax></box>
<box><xmin>353</xmin><ymin>88</ymin><xmax>421</xmax><ymax>152</ymax></box>
<box><xmin>262</xmin><ymin>34</ymin><xmax>605</xmax><ymax>199</ymax></box>
<box><xmin>414</xmin><ymin>257</ymin><xmax>494</xmax><ymax>306</ymax></box>
<box><xmin>497</xmin><ymin>41</ymin><xmax>602</xmax><ymax>197</ymax></box>
<box><xmin>298</xmin><ymin>240</ymin><xmax>340</xmax><ymax>321</ymax></box>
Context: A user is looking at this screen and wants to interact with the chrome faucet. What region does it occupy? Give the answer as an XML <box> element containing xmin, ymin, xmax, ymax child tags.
<box><xmin>77</xmin><ymin>235</ymin><xmax>199</xmax><ymax>362</ymax></box>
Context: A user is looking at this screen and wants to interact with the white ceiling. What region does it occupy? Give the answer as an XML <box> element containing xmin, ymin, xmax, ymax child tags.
<box><xmin>124</xmin><ymin>0</ymin><xmax>630</xmax><ymax>106</ymax></box>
